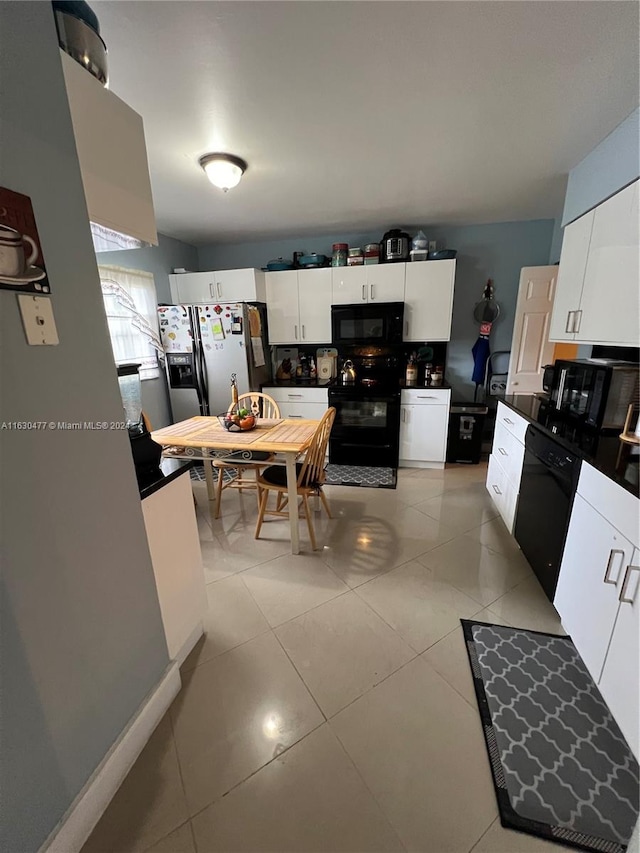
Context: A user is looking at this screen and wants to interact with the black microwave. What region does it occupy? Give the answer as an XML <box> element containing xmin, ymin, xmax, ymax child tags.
<box><xmin>331</xmin><ymin>302</ymin><xmax>404</xmax><ymax>347</ymax></box>
<box><xmin>546</xmin><ymin>358</ymin><xmax>639</xmax><ymax>432</ymax></box>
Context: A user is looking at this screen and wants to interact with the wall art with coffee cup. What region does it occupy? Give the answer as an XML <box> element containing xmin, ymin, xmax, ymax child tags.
<box><xmin>0</xmin><ymin>187</ymin><xmax>50</xmax><ymax>294</ymax></box>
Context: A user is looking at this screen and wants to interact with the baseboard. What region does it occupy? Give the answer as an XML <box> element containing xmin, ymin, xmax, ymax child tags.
<box><xmin>174</xmin><ymin>621</ymin><xmax>204</xmax><ymax>667</ymax></box>
<box><xmin>399</xmin><ymin>460</ymin><xmax>445</xmax><ymax>469</ymax></box>
<box><xmin>40</xmin><ymin>662</ymin><xmax>181</xmax><ymax>853</ymax></box>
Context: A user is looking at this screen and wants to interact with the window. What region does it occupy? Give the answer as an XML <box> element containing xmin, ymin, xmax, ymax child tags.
<box><xmin>98</xmin><ymin>265</ymin><xmax>161</xmax><ymax>380</ymax></box>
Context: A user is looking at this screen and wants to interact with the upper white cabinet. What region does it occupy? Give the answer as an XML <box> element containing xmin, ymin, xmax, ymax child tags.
<box><xmin>550</xmin><ymin>180</ymin><xmax>639</xmax><ymax>346</ymax></box>
<box><xmin>61</xmin><ymin>51</ymin><xmax>157</xmax><ymax>245</ymax></box>
<box><xmin>332</xmin><ymin>265</ymin><xmax>404</xmax><ymax>305</ymax></box>
<box><xmin>169</xmin><ymin>269</ymin><xmax>266</xmax><ymax>304</ymax></box>
<box><xmin>266</xmin><ymin>268</ymin><xmax>332</xmax><ymax>345</ymax></box>
<box><xmin>404</xmin><ymin>260</ymin><xmax>456</xmax><ymax>341</ymax></box>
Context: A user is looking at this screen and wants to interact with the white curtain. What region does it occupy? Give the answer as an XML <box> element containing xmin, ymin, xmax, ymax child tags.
<box><xmin>98</xmin><ymin>265</ymin><xmax>161</xmax><ymax>380</ymax></box>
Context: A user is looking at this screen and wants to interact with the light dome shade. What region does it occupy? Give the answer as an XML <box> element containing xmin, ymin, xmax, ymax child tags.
<box><xmin>199</xmin><ymin>153</ymin><xmax>247</xmax><ymax>192</ymax></box>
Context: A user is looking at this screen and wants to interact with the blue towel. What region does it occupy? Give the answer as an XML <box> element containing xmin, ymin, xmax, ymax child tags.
<box><xmin>471</xmin><ymin>336</ymin><xmax>491</xmax><ymax>385</ymax></box>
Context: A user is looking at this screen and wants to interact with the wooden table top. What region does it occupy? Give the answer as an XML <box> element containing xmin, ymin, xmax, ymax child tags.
<box><xmin>151</xmin><ymin>416</ymin><xmax>319</xmax><ymax>455</ymax></box>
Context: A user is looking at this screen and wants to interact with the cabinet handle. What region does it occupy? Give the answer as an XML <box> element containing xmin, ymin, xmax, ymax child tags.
<box><xmin>603</xmin><ymin>549</ymin><xmax>625</xmax><ymax>584</ymax></box>
<box><xmin>498</xmin><ymin>447</ymin><xmax>508</xmax><ymax>456</ymax></box>
<box><xmin>217</xmin><ymin>282</ymin><xmax>222</xmax><ymax>299</ymax></box>
<box><xmin>288</xmin><ymin>414</ymin><xmax>303</xmax><ymax>419</ymax></box>
<box><xmin>362</xmin><ymin>284</ymin><xmax>366</xmax><ymax>302</ymax></box>
<box><xmin>402</xmin><ymin>408</ymin><xmax>406</xmax><ymax>423</ymax></box>
<box><xmin>492</xmin><ymin>484</ymin><xmax>502</xmax><ymax>495</ymax></box>
<box><xmin>565</xmin><ymin>311</ymin><xmax>574</xmax><ymax>333</ymax></box>
<box><xmin>302</xmin><ymin>325</ymin><xmax>305</xmax><ymax>339</ymax></box>
<box><xmin>573</xmin><ymin>310</ymin><xmax>582</xmax><ymax>333</ymax></box>
<box><xmin>209</xmin><ymin>282</ymin><xmax>216</xmax><ymax>298</ymax></box>
<box><xmin>503</xmin><ymin>417</ymin><xmax>514</xmax><ymax>425</ymax></box>
<box><xmin>370</xmin><ymin>284</ymin><xmax>375</xmax><ymax>300</ymax></box>
<box><xmin>287</xmin><ymin>394</ymin><xmax>303</xmax><ymax>398</ymax></box>
<box><xmin>417</xmin><ymin>395</ymin><xmax>437</xmax><ymax>399</ymax></box>
<box><xmin>619</xmin><ymin>564</ymin><xmax>640</xmax><ymax>604</ymax></box>
<box><xmin>294</xmin><ymin>325</ymin><xmax>298</xmax><ymax>340</ymax></box>
<box><xmin>405</xmin><ymin>320</ymin><xmax>409</xmax><ymax>337</ymax></box>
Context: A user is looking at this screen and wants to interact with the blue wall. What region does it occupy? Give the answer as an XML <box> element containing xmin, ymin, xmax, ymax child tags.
<box><xmin>562</xmin><ymin>107</ymin><xmax>640</xmax><ymax>226</ymax></box>
<box><xmin>198</xmin><ymin>219</ymin><xmax>554</xmax><ymax>400</ymax></box>
<box><xmin>97</xmin><ymin>233</ymin><xmax>198</xmax><ymax>427</ymax></box>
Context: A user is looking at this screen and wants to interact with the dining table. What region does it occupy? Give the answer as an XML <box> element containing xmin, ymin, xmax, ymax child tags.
<box><xmin>150</xmin><ymin>416</ymin><xmax>321</xmax><ymax>554</ymax></box>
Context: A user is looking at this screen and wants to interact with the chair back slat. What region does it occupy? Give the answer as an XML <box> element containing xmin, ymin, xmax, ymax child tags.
<box><xmin>229</xmin><ymin>392</ymin><xmax>281</xmax><ymax>419</ymax></box>
<box><xmin>297</xmin><ymin>407</ymin><xmax>336</xmax><ymax>487</ymax></box>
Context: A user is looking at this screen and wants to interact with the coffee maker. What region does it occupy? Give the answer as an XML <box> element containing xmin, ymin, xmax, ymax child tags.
<box><xmin>117</xmin><ymin>363</ymin><xmax>162</xmax><ymax>486</ymax></box>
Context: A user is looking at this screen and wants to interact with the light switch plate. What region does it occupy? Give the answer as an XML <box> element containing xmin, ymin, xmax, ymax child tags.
<box><xmin>17</xmin><ymin>294</ymin><xmax>59</xmax><ymax>345</ymax></box>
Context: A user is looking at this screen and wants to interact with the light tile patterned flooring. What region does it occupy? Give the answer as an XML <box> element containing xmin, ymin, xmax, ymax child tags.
<box><xmin>83</xmin><ymin>463</ymin><xmax>570</xmax><ymax>853</ymax></box>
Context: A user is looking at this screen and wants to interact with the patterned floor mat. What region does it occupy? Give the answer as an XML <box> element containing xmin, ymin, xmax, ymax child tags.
<box><xmin>324</xmin><ymin>464</ymin><xmax>397</xmax><ymax>489</ymax></box>
<box><xmin>462</xmin><ymin>620</ymin><xmax>639</xmax><ymax>853</ymax></box>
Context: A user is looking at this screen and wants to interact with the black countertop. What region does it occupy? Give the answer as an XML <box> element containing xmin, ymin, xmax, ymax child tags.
<box><xmin>139</xmin><ymin>458</ymin><xmax>194</xmax><ymax>500</ymax></box>
<box><xmin>501</xmin><ymin>394</ymin><xmax>639</xmax><ymax>498</ymax></box>
<box><xmin>263</xmin><ymin>379</ymin><xmax>333</xmax><ymax>388</ymax></box>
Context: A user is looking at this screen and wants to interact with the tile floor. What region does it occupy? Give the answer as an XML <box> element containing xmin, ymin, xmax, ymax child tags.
<box><xmin>83</xmin><ymin>463</ymin><xmax>572</xmax><ymax>853</ymax></box>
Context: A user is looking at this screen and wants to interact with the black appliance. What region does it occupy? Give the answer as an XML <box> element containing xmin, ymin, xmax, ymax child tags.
<box><xmin>545</xmin><ymin>358</ymin><xmax>638</xmax><ymax>434</ymax></box>
<box><xmin>514</xmin><ymin>425</ymin><xmax>582</xmax><ymax>601</ymax></box>
<box><xmin>331</xmin><ymin>302</ymin><xmax>404</xmax><ymax>348</ymax></box>
<box><xmin>328</xmin><ymin>352</ymin><xmax>401</xmax><ymax>467</ymax></box>
<box><xmin>542</xmin><ymin>364</ymin><xmax>555</xmax><ymax>393</ymax></box>
<box><xmin>380</xmin><ymin>229</ymin><xmax>411</xmax><ymax>263</ymax></box>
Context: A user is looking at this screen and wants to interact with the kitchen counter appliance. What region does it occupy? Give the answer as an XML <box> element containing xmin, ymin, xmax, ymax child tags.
<box><xmin>331</xmin><ymin>302</ymin><xmax>404</xmax><ymax>347</ymax></box>
<box><xmin>514</xmin><ymin>424</ymin><xmax>582</xmax><ymax>601</ymax></box>
<box><xmin>328</xmin><ymin>352</ymin><xmax>401</xmax><ymax>467</ymax></box>
<box><xmin>381</xmin><ymin>229</ymin><xmax>411</xmax><ymax>263</ymax></box>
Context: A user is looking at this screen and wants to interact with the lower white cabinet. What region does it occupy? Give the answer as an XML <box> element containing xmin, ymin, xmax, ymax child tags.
<box><xmin>553</xmin><ymin>463</ymin><xmax>639</xmax><ymax>758</ymax></box>
<box><xmin>399</xmin><ymin>389</ymin><xmax>450</xmax><ymax>468</ymax></box>
<box><xmin>486</xmin><ymin>402</ymin><xmax>528</xmax><ymax>532</ymax></box>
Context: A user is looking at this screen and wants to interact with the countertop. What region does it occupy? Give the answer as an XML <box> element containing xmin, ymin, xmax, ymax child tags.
<box><xmin>139</xmin><ymin>458</ymin><xmax>194</xmax><ymax>500</ymax></box>
<box><xmin>263</xmin><ymin>379</ymin><xmax>333</xmax><ymax>388</ymax></box>
<box><xmin>500</xmin><ymin>394</ymin><xmax>639</xmax><ymax>498</ymax></box>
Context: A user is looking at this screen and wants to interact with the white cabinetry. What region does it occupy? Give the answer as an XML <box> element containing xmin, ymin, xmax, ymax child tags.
<box><xmin>265</xmin><ymin>386</ymin><xmax>328</xmax><ymax>420</ymax></box>
<box><xmin>550</xmin><ymin>180</ymin><xmax>639</xmax><ymax>346</ymax></box>
<box><xmin>265</xmin><ymin>268</ymin><xmax>332</xmax><ymax>344</ymax></box>
<box><xmin>61</xmin><ymin>51</ymin><xmax>157</xmax><ymax>245</ymax></box>
<box><xmin>169</xmin><ymin>269</ymin><xmax>266</xmax><ymax>304</ymax></box>
<box><xmin>404</xmin><ymin>260</ymin><xmax>456</xmax><ymax>341</ymax></box>
<box><xmin>331</xmin><ymin>265</ymin><xmax>405</xmax><ymax>305</ymax></box>
<box><xmin>554</xmin><ymin>462</ymin><xmax>639</xmax><ymax>757</ymax></box>
<box><xmin>485</xmin><ymin>402</ymin><xmax>528</xmax><ymax>532</ymax></box>
<box><xmin>399</xmin><ymin>389</ymin><xmax>450</xmax><ymax>469</ymax></box>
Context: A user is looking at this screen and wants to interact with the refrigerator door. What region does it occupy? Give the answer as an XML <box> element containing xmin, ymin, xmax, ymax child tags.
<box><xmin>158</xmin><ymin>305</ymin><xmax>207</xmax><ymax>422</ymax></box>
<box><xmin>158</xmin><ymin>304</ymin><xmax>195</xmax><ymax>353</ymax></box>
<box><xmin>197</xmin><ymin>303</ymin><xmax>250</xmax><ymax>417</ymax></box>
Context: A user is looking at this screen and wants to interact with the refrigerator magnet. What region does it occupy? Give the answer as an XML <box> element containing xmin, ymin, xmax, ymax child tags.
<box><xmin>211</xmin><ymin>318</ymin><xmax>225</xmax><ymax>340</ymax></box>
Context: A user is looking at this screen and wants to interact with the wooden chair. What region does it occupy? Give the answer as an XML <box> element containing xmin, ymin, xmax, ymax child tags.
<box><xmin>211</xmin><ymin>392</ymin><xmax>281</xmax><ymax>519</ymax></box>
<box><xmin>254</xmin><ymin>407</ymin><xmax>336</xmax><ymax>550</ymax></box>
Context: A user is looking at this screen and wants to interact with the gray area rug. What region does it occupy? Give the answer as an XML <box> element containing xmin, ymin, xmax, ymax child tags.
<box><xmin>324</xmin><ymin>464</ymin><xmax>397</xmax><ymax>489</ymax></box>
<box><xmin>462</xmin><ymin>620</ymin><xmax>639</xmax><ymax>852</ymax></box>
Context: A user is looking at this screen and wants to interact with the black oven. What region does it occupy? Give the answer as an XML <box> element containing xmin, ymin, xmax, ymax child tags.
<box><xmin>331</xmin><ymin>302</ymin><xmax>404</xmax><ymax>347</ymax></box>
<box><xmin>328</xmin><ymin>386</ymin><xmax>401</xmax><ymax>467</ymax></box>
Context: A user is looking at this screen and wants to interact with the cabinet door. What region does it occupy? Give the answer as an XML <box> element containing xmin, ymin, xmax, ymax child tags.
<box><xmin>298</xmin><ymin>268</ymin><xmax>332</xmax><ymax>343</ymax></box>
<box><xmin>598</xmin><ymin>548</ymin><xmax>640</xmax><ymax>759</ymax></box>
<box><xmin>404</xmin><ymin>260</ymin><xmax>455</xmax><ymax>341</ymax></box>
<box><xmin>265</xmin><ymin>271</ymin><xmax>300</xmax><ymax>344</ymax></box>
<box><xmin>399</xmin><ymin>403</ymin><xmax>449</xmax><ymax>462</ymax></box>
<box><xmin>577</xmin><ymin>181</ymin><xmax>640</xmax><ymax>346</ymax></box>
<box><xmin>214</xmin><ymin>269</ymin><xmax>256</xmax><ymax>302</ymax></box>
<box><xmin>553</xmin><ymin>494</ymin><xmax>634</xmax><ymax>683</ymax></box>
<box><xmin>366</xmin><ymin>264</ymin><xmax>405</xmax><ymax>303</ymax></box>
<box><xmin>171</xmin><ymin>272</ymin><xmax>216</xmax><ymax>304</ymax></box>
<box><xmin>549</xmin><ymin>210</ymin><xmax>594</xmax><ymax>341</ymax></box>
<box><xmin>332</xmin><ymin>266</ymin><xmax>368</xmax><ymax>305</ymax></box>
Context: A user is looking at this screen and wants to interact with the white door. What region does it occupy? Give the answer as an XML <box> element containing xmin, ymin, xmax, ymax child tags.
<box><xmin>366</xmin><ymin>264</ymin><xmax>405</xmax><ymax>303</ymax></box>
<box><xmin>554</xmin><ymin>494</ymin><xmax>634</xmax><ymax>683</ymax></box>
<box><xmin>298</xmin><ymin>268</ymin><xmax>332</xmax><ymax>343</ymax></box>
<box><xmin>598</xmin><ymin>548</ymin><xmax>640</xmax><ymax>758</ymax></box>
<box><xmin>404</xmin><ymin>260</ymin><xmax>455</xmax><ymax>341</ymax></box>
<box><xmin>399</xmin><ymin>404</ymin><xmax>449</xmax><ymax>462</ymax></box>
<box><xmin>213</xmin><ymin>269</ymin><xmax>257</xmax><ymax>302</ymax></box>
<box><xmin>577</xmin><ymin>180</ymin><xmax>640</xmax><ymax>346</ymax></box>
<box><xmin>506</xmin><ymin>266</ymin><xmax>557</xmax><ymax>395</ymax></box>
<box><xmin>549</xmin><ymin>210</ymin><xmax>594</xmax><ymax>341</ymax></box>
<box><xmin>265</xmin><ymin>270</ymin><xmax>300</xmax><ymax>344</ymax></box>
<box><xmin>331</xmin><ymin>266</ymin><xmax>368</xmax><ymax>304</ymax></box>
<box><xmin>171</xmin><ymin>272</ymin><xmax>216</xmax><ymax>304</ymax></box>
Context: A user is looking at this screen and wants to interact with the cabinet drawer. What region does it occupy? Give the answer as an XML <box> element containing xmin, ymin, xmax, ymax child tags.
<box><xmin>277</xmin><ymin>401</ymin><xmax>328</xmax><ymax>420</ymax></box>
<box><xmin>264</xmin><ymin>387</ymin><xmax>328</xmax><ymax>406</ymax></box>
<box><xmin>491</xmin><ymin>418</ymin><xmax>525</xmax><ymax>490</ymax></box>
<box><xmin>401</xmin><ymin>389</ymin><xmax>450</xmax><ymax>406</ymax></box>
<box><xmin>496</xmin><ymin>402</ymin><xmax>529</xmax><ymax>444</ymax></box>
<box><xmin>486</xmin><ymin>453</ymin><xmax>517</xmax><ymax>533</ymax></box>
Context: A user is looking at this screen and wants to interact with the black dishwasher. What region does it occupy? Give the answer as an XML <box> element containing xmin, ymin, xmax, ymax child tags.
<box><xmin>513</xmin><ymin>425</ymin><xmax>582</xmax><ymax>602</ymax></box>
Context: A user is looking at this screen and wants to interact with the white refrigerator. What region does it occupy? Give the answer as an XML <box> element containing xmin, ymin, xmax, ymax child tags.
<box><xmin>157</xmin><ymin>302</ymin><xmax>271</xmax><ymax>423</ymax></box>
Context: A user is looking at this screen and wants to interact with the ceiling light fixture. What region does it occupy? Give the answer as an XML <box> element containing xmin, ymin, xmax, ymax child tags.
<box><xmin>199</xmin><ymin>152</ymin><xmax>248</xmax><ymax>192</ymax></box>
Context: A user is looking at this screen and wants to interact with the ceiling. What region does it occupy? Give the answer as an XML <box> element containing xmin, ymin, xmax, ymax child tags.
<box><xmin>93</xmin><ymin>1</ymin><xmax>639</xmax><ymax>246</ymax></box>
